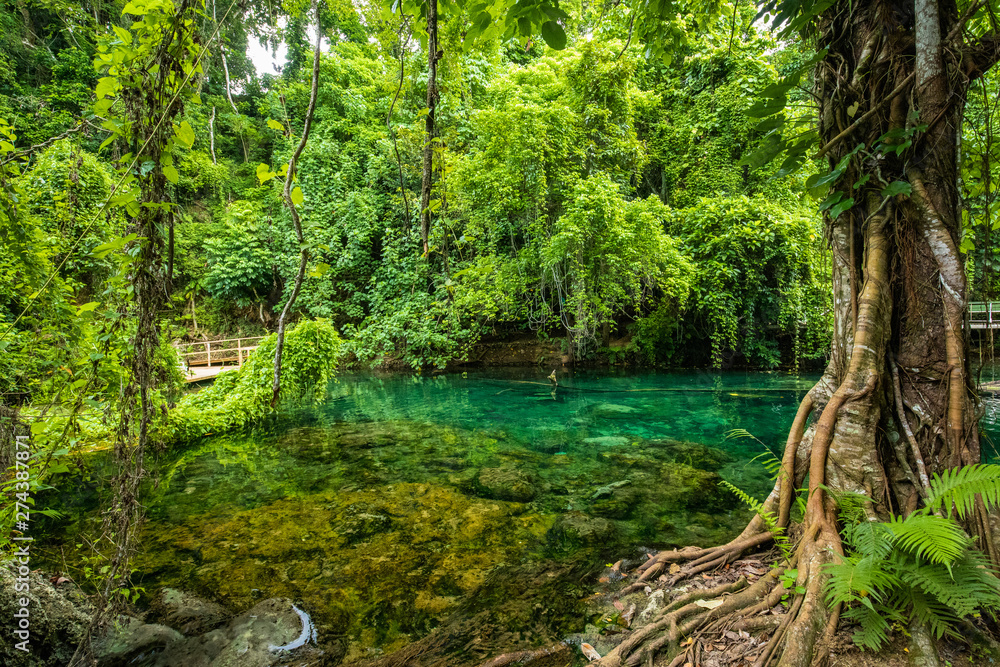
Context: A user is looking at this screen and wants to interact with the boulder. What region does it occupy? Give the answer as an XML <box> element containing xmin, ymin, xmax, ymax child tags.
<box><xmin>476</xmin><ymin>466</ymin><xmax>538</xmax><ymax>502</ymax></box>
<box><xmin>96</xmin><ymin>617</ymin><xmax>184</xmax><ymax>666</ymax></box>
<box><xmin>149</xmin><ymin>588</ymin><xmax>228</xmax><ymax>635</ymax></box>
<box><xmin>586</xmin><ymin>404</ymin><xmax>639</xmax><ymax>420</ymax></box>
<box><xmin>547</xmin><ymin>512</ymin><xmax>617</xmax><ymax>549</ymax></box>
<box><xmin>0</xmin><ymin>565</ymin><xmax>91</xmax><ymax>667</ymax></box>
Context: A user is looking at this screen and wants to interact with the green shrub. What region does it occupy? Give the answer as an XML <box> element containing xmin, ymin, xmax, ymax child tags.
<box><xmin>167</xmin><ymin>319</ymin><xmax>343</xmax><ymax>442</ymax></box>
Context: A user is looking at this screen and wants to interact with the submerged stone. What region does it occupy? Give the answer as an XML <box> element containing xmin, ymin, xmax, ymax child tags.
<box><xmin>150</xmin><ymin>587</ymin><xmax>229</xmax><ymax>635</ymax></box>
<box><xmin>548</xmin><ymin>511</ymin><xmax>618</xmax><ymax>549</ymax></box>
<box><xmin>646</xmin><ymin>438</ymin><xmax>730</xmax><ymax>470</ymax></box>
<box><xmin>476</xmin><ymin>466</ymin><xmax>539</xmax><ymax>502</ymax></box>
<box><xmin>582</xmin><ymin>435</ymin><xmax>631</xmax><ymax>448</ymax></box>
<box><xmin>585</xmin><ymin>403</ymin><xmax>640</xmax><ymax>419</ymax></box>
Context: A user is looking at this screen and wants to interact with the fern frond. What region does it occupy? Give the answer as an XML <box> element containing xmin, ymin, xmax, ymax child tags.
<box><xmin>888</xmin><ymin>514</ymin><xmax>969</xmax><ymax>566</ymax></box>
<box><xmin>842</xmin><ymin>599</ymin><xmax>899</xmax><ymax>651</ymax></box>
<box><xmin>905</xmin><ymin>587</ymin><xmax>962</xmax><ymax>640</ymax></box>
<box><xmin>720</xmin><ymin>479</ymin><xmax>763</xmax><ymax>512</ymax></box>
<box><xmin>926</xmin><ymin>463</ymin><xmax>1000</xmax><ymax>520</ymax></box>
<box><xmin>720</xmin><ymin>480</ymin><xmax>791</xmax><ymax>561</ymax></box>
<box><xmin>820</xmin><ymin>485</ymin><xmax>872</xmax><ymax>524</ymax></box>
<box><xmin>824</xmin><ymin>555</ymin><xmax>901</xmax><ymax>606</ymax></box>
<box><xmin>895</xmin><ymin>552</ymin><xmax>1000</xmax><ymax>618</ymax></box>
<box><xmin>842</xmin><ymin>520</ymin><xmax>895</xmax><ymax>559</ymax></box>
<box><xmin>748</xmin><ymin>451</ymin><xmax>783</xmax><ymax>478</ymax></box>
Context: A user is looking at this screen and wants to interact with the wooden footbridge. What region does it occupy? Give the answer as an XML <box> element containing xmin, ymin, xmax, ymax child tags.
<box><xmin>970</xmin><ymin>302</ymin><xmax>1000</xmax><ymax>330</ymax></box>
<box><xmin>175</xmin><ymin>336</ymin><xmax>263</xmax><ymax>383</ymax></box>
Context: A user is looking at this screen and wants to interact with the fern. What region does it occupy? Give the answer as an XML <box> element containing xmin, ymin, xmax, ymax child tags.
<box><xmin>888</xmin><ymin>514</ymin><xmax>969</xmax><ymax>566</ymax></box>
<box><xmin>842</xmin><ymin>599</ymin><xmax>902</xmax><ymax>651</ymax></box>
<box><xmin>720</xmin><ymin>480</ymin><xmax>791</xmax><ymax>562</ymax></box>
<box><xmin>825</xmin><ymin>464</ymin><xmax>1000</xmax><ymax>652</ymax></box>
<box><xmin>725</xmin><ymin>429</ymin><xmax>783</xmax><ymax>478</ymax></box>
<box><xmin>925</xmin><ymin>463</ymin><xmax>1000</xmax><ymax>520</ymax></box>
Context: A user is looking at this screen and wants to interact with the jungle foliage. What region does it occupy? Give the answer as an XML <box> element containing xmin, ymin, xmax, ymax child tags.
<box><xmin>0</xmin><ymin>0</ymin><xmax>833</xmax><ymax>388</ymax></box>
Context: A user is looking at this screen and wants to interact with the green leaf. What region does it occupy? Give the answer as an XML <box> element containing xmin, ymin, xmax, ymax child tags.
<box><xmin>163</xmin><ymin>165</ymin><xmax>179</xmax><ymax>184</ymax></box>
<box><xmin>76</xmin><ymin>302</ymin><xmax>100</xmax><ymax>314</ymax></box>
<box><xmin>95</xmin><ymin>77</ymin><xmax>118</xmax><ymax>99</ymax></box>
<box><xmin>266</xmin><ymin>119</ymin><xmax>284</xmax><ymax>131</ymax></box>
<box><xmin>540</xmin><ymin>21</ymin><xmax>566</xmax><ymax>50</ymax></box>
<box><xmin>175</xmin><ymin>120</ymin><xmax>195</xmax><ymax>148</ymax></box>
<box><xmin>830</xmin><ymin>197</ymin><xmax>854</xmax><ymax>219</ymax></box>
<box><xmin>881</xmin><ymin>181</ymin><xmax>912</xmax><ymax>198</ymax></box>
<box><xmin>746</xmin><ymin>95</ymin><xmax>787</xmax><ymax>118</ymax></box>
<box><xmin>256</xmin><ymin>163</ymin><xmax>275</xmax><ymax>184</ymax></box>
<box><xmin>308</xmin><ymin>262</ymin><xmax>331</xmax><ymax>277</ymax></box>
<box><xmin>112</xmin><ymin>25</ymin><xmax>133</xmax><ymax>45</ymax></box>
<box><xmin>542</xmin><ymin>6</ymin><xmax>570</xmax><ymax>20</ymax></box>
<box><xmin>290</xmin><ymin>186</ymin><xmax>304</xmax><ymax>206</ymax></box>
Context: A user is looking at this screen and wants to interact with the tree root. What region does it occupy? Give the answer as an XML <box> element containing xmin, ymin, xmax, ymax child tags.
<box><xmin>594</xmin><ymin>511</ymin><xmax>846</xmax><ymax>667</ymax></box>
<box><xmin>474</xmin><ymin>642</ymin><xmax>572</xmax><ymax>667</ymax></box>
<box><xmin>622</xmin><ymin>531</ymin><xmax>774</xmax><ymax>595</ymax></box>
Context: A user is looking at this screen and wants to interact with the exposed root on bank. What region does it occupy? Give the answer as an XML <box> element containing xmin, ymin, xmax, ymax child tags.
<box><xmin>588</xmin><ymin>205</ymin><xmax>889</xmax><ymax>667</ymax></box>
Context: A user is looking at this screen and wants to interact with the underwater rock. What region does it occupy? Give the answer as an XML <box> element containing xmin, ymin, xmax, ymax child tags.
<box><xmin>656</xmin><ymin>464</ymin><xmax>729</xmax><ymax>512</ymax></box>
<box><xmin>646</xmin><ymin>438</ymin><xmax>729</xmax><ymax>471</ymax></box>
<box><xmin>585</xmin><ymin>403</ymin><xmax>640</xmax><ymax>419</ymax></box>
<box><xmin>0</xmin><ymin>565</ymin><xmax>92</xmax><ymax>667</ymax></box>
<box><xmin>547</xmin><ymin>511</ymin><xmax>617</xmax><ymax>549</ymax></box>
<box><xmin>96</xmin><ymin>617</ymin><xmax>185</xmax><ymax>666</ymax></box>
<box><xmin>150</xmin><ymin>587</ymin><xmax>229</xmax><ymax>635</ymax></box>
<box><xmin>153</xmin><ymin>597</ymin><xmax>323</xmax><ymax>667</ymax></box>
<box><xmin>590</xmin><ymin>480</ymin><xmax>631</xmax><ymax>499</ymax></box>
<box><xmin>476</xmin><ymin>466</ymin><xmax>538</xmax><ymax>502</ymax></box>
<box><xmin>582</xmin><ymin>436</ymin><xmax>630</xmax><ymax>448</ymax></box>
<box><xmin>590</xmin><ymin>486</ymin><xmax>641</xmax><ymax>520</ymax></box>
<box><xmin>337</xmin><ymin>503</ymin><xmax>394</xmax><ymax>543</ymax></box>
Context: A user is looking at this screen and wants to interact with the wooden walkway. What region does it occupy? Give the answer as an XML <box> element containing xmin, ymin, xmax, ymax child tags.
<box><xmin>175</xmin><ymin>336</ymin><xmax>264</xmax><ymax>383</ymax></box>
<box><xmin>971</xmin><ymin>302</ymin><xmax>1000</xmax><ymax>329</ymax></box>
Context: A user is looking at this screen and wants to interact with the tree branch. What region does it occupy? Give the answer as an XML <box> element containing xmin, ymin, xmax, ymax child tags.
<box><xmin>271</xmin><ymin>3</ymin><xmax>321</xmax><ymax>408</ymax></box>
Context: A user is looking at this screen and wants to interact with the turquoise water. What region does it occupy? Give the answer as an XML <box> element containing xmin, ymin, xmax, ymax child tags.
<box><xmin>321</xmin><ymin>368</ymin><xmax>816</xmax><ymax>456</ymax></box>
<box><xmin>46</xmin><ymin>369</ymin><xmax>821</xmax><ymax>663</ymax></box>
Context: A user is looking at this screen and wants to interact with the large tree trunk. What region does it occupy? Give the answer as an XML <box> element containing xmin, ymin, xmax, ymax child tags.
<box><xmin>589</xmin><ymin>4</ymin><xmax>1000</xmax><ymax>667</ymax></box>
<box><xmin>770</xmin><ymin>2</ymin><xmax>999</xmax><ymax>662</ymax></box>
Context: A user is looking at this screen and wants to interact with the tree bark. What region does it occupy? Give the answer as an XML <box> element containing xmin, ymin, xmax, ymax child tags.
<box><xmin>770</xmin><ymin>2</ymin><xmax>1000</xmax><ymax>662</ymax></box>
<box><xmin>594</xmin><ymin>5</ymin><xmax>1000</xmax><ymax>667</ymax></box>
<box><xmin>419</xmin><ymin>0</ymin><xmax>439</xmax><ymax>256</ymax></box>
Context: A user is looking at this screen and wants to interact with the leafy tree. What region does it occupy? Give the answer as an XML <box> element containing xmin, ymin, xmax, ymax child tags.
<box><xmin>590</xmin><ymin>2</ymin><xmax>1000</xmax><ymax>666</ymax></box>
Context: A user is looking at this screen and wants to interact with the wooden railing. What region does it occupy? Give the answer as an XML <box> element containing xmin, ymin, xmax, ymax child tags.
<box><xmin>175</xmin><ymin>336</ymin><xmax>264</xmax><ymax>368</ymax></box>
<box><xmin>970</xmin><ymin>302</ymin><xmax>1000</xmax><ymax>330</ymax></box>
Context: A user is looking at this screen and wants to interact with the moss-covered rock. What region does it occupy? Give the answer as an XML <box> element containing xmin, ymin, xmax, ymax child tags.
<box><xmin>475</xmin><ymin>466</ymin><xmax>539</xmax><ymax>502</ymax></box>
<box><xmin>0</xmin><ymin>565</ymin><xmax>91</xmax><ymax>667</ymax></box>
<box><xmin>547</xmin><ymin>511</ymin><xmax>618</xmax><ymax>550</ymax></box>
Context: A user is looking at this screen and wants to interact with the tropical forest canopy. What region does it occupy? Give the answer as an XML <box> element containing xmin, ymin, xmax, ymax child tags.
<box><xmin>0</xmin><ymin>0</ymin><xmax>843</xmax><ymax>406</ymax></box>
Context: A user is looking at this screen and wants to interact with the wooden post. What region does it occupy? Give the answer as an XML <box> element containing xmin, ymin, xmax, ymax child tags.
<box><xmin>206</xmin><ymin>341</ymin><xmax>212</xmax><ymax>368</ymax></box>
<box><xmin>238</xmin><ymin>339</ymin><xmax>243</xmax><ymax>366</ymax></box>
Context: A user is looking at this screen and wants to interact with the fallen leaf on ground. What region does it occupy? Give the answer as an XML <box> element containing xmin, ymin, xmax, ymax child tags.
<box><xmin>621</xmin><ymin>603</ymin><xmax>636</xmax><ymax>627</ymax></box>
<box><xmin>581</xmin><ymin>643</ymin><xmax>601</xmax><ymax>661</ymax></box>
<box><xmin>694</xmin><ymin>598</ymin><xmax>724</xmax><ymax>609</ymax></box>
